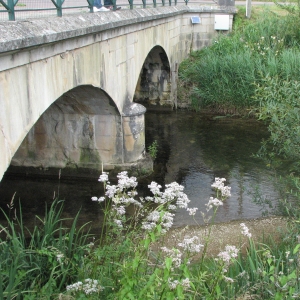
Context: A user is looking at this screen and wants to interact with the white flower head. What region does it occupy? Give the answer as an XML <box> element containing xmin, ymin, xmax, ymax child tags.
<box><xmin>240</xmin><ymin>223</ymin><xmax>252</xmax><ymax>238</ymax></box>
<box><xmin>66</xmin><ymin>279</ymin><xmax>104</xmax><ymax>295</ymax></box>
<box><xmin>114</xmin><ymin>219</ymin><xmax>123</xmax><ymax>228</ymax></box>
<box><xmin>148</xmin><ymin>181</ymin><xmax>162</xmax><ymax>196</ymax></box>
<box><xmin>206</xmin><ymin>197</ymin><xmax>223</xmax><ymax>211</ymax></box>
<box><xmin>168</xmin><ymin>278</ymin><xmax>179</xmax><ymax>290</ymax></box>
<box><xmin>91</xmin><ymin>196</ymin><xmax>105</xmax><ymax>202</ymax></box>
<box><xmin>178</xmin><ymin>236</ymin><xmax>203</xmax><ymax>253</ymax></box>
<box><xmin>218</xmin><ymin>245</ymin><xmax>239</xmax><ymax>265</ymax></box>
<box><xmin>187</xmin><ymin>207</ymin><xmax>198</xmax><ymax>216</ymax></box>
<box><xmin>117</xmin><ymin>171</ymin><xmax>137</xmax><ymax>190</ymax></box>
<box><xmin>98</xmin><ymin>172</ymin><xmax>109</xmax><ymax>182</ymax></box>
<box><xmin>211</xmin><ymin>177</ymin><xmax>231</xmax><ymax>198</ymax></box>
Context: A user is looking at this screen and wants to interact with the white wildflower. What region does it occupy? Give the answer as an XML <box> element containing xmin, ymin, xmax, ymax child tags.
<box><xmin>178</xmin><ymin>236</ymin><xmax>203</xmax><ymax>253</ymax></box>
<box><xmin>240</xmin><ymin>223</ymin><xmax>252</xmax><ymax>238</ymax></box>
<box><xmin>117</xmin><ymin>171</ymin><xmax>137</xmax><ymax>190</ymax></box>
<box><xmin>142</xmin><ymin>211</ymin><xmax>174</xmax><ymax>233</ymax></box>
<box><xmin>105</xmin><ymin>185</ymin><xmax>119</xmax><ymax>198</ymax></box>
<box><xmin>148</xmin><ymin>181</ymin><xmax>162</xmax><ymax>196</ymax></box>
<box><xmin>113</xmin><ymin>205</ymin><xmax>126</xmax><ymax>216</ymax></box>
<box><xmin>218</xmin><ymin>245</ymin><xmax>239</xmax><ymax>265</ymax></box>
<box><xmin>224</xmin><ymin>276</ymin><xmax>234</xmax><ymax>283</ymax></box>
<box><xmin>206</xmin><ymin>197</ymin><xmax>223</xmax><ymax>211</ymax></box>
<box><xmin>168</xmin><ymin>204</ymin><xmax>177</xmax><ymax>210</ymax></box>
<box><xmin>187</xmin><ymin>207</ymin><xmax>198</xmax><ymax>216</ymax></box>
<box><xmin>114</xmin><ymin>219</ymin><xmax>123</xmax><ymax>228</ymax></box>
<box><xmin>66</xmin><ymin>279</ymin><xmax>104</xmax><ymax>295</ymax></box>
<box><xmin>56</xmin><ymin>253</ymin><xmax>64</xmax><ymax>263</ymax></box>
<box><xmin>98</xmin><ymin>172</ymin><xmax>109</xmax><ymax>182</ymax></box>
<box><xmin>211</xmin><ymin>177</ymin><xmax>226</xmax><ymax>190</ymax></box>
<box><xmin>91</xmin><ymin>196</ymin><xmax>105</xmax><ymax>202</ymax></box>
<box><xmin>181</xmin><ymin>278</ymin><xmax>191</xmax><ymax>290</ymax></box>
<box><xmin>211</xmin><ymin>177</ymin><xmax>231</xmax><ymax>197</ymax></box>
<box><xmin>168</xmin><ymin>278</ymin><xmax>179</xmax><ymax>290</ymax></box>
<box><xmin>161</xmin><ymin>247</ymin><xmax>182</xmax><ymax>268</ymax></box>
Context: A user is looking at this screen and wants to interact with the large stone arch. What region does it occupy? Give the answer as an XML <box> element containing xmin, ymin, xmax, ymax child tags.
<box><xmin>134</xmin><ymin>45</ymin><xmax>172</xmax><ymax>108</ymax></box>
<box><xmin>11</xmin><ymin>85</ymin><xmax>147</xmax><ymax>173</ymax></box>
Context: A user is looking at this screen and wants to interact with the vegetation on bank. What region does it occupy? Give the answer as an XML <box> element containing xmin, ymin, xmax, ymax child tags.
<box><xmin>3</xmin><ymin>2</ymin><xmax>300</xmax><ymax>299</ymax></box>
<box><xmin>179</xmin><ymin>3</ymin><xmax>300</xmax><ymax>114</ymax></box>
<box><xmin>1</xmin><ymin>173</ymin><xmax>300</xmax><ymax>299</ymax></box>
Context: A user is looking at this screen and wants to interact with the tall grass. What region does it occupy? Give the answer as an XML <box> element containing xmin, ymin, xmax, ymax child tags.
<box><xmin>1</xmin><ymin>173</ymin><xmax>300</xmax><ymax>299</ymax></box>
<box><xmin>178</xmin><ymin>7</ymin><xmax>300</xmax><ymax>113</ymax></box>
<box><xmin>0</xmin><ymin>199</ymin><xmax>91</xmax><ymax>299</ymax></box>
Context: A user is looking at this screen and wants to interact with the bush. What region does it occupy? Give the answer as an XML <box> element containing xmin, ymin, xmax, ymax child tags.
<box><xmin>178</xmin><ymin>7</ymin><xmax>300</xmax><ymax>113</ymax></box>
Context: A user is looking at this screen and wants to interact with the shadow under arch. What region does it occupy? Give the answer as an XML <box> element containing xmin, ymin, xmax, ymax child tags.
<box><xmin>134</xmin><ymin>45</ymin><xmax>172</xmax><ymax>109</ymax></box>
<box><xmin>11</xmin><ymin>85</ymin><xmax>145</xmax><ymax>173</ymax></box>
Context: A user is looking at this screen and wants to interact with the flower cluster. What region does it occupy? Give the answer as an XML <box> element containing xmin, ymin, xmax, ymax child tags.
<box><xmin>211</xmin><ymin>177</ymin><xmax>231</xmax><ymax>198</ymax></box>
<box><xmin>240</xmin><ymin>223</ymin><xmax>252</xmax><ymax>238</ymax></box>
<box><xmin>244</xmin><ymin>35</ymin><xmax>284</xmax><ymax>57</ymax></box>
<box><xmin>141</xmin><ymin>211</ymin><xmax>175</xmax><ymax>234</ymax></box>
<box><xmin>161</xmin><ymin>247</ymin><xmax>182</xmax><ymax>269</ymax></box>
<box><xmin>147</xmin><ymin>182</ymin><xmax>190</xmax><ymax>208</ymax></box>
<box><xmin>217</xmin><ymin>245</ymin><xmax>239</xmax><ymax>265</ymax></box>
<box><xmin>206</xmin><ymin>197</ymin><xmax>223</xmax><ymax>212</ymax></box>
<box><xmin>178</xmin><ymin>236</ymin><xmax>203</xmax><ymax>253</ymax></box>
<box><xmin>168</xmin><ymin>277</ymin><xmax>191</xmax><ymax>290</ymax></box>
<box><xmin>66</xmin><ymin>279</ymin><xmax>104</xmax><ymax>295</ymax></box>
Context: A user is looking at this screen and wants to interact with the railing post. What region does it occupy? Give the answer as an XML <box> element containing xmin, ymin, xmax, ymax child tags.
<box><xmin>184</xmin><ymin>0</ymin><xmax>188</xmax><ymax>5</ymax></box>
<box><xmin>112</xmin><ymin>0</ymin><xmax>116</xmax><ymax>11</ymax></box>
<box><xmin>162</xmin><ymin>0</ymin><xmax>165</xmax><ymax>6</ymax></box>
<box><xmin>7</xmin><ymin>0</ymin><xmax>16</xmax><ymax>21</ymax></box>
<box><xmin>51</xmin><ymin>0</ymin><xmax>64</xmax><ymax>17</ymax></box>
<box><xmin>169</xmin><ymin>0</ymin><xmax>171</xmax><ymax>6</ymax></box>
<box><xmin>128</xmin><ymin>0</ymin><xmax>133</xmax><ymax>9</ymax></box>
<box><xmin>56</xmin><ymin>0</ymin><xmax>63</xmax><ymax>17</ymax></box>
<box><xmin>142</xmin><ymin>0</ymin><xmax>146</xmax><ymax>8</ymax></box>
<box><xmin>153</xmin><ymin>0</ymin><xmax>157</xmax><ymax>8</ymax></box>
<box><xmin>87</xmin><ymin>0</ymin><xmax>94</xmax><ymax>12</ymax></box>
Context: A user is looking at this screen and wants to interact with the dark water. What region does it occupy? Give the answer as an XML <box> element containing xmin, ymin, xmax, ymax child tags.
<box><xmin>0</xmin><ymin>110</ymin><xmax>280</xmax><ymax>231</ymax></box>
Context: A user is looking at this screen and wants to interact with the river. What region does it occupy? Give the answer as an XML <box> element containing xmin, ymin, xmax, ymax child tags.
<box><xmin>0</xmin><ymin>110</ymin><xmax>281</xmax><ymax>232</ymax></box>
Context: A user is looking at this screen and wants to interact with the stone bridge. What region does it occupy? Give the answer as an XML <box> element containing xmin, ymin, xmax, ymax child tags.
<box><xmin>0</xmin><ymin>4</ymin><xmax>235</xmax><ymax>181</ymax></box>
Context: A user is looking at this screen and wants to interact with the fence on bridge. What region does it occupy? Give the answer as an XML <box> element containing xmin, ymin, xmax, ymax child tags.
<box><xmin>0</xmin><ymin>0</ymin><xmax>203</xmax><ymax>21</ymax></box>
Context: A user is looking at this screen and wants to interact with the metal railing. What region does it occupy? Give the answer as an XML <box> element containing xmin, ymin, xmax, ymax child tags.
<box><xmin>0</xmin><ymin>0</ymin><xmax>193</xmax><ymax>21</ymax></box>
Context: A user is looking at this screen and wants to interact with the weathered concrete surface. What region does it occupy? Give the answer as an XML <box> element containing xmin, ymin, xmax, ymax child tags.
<box><xmin>0</xmin><ymin>5</ymin><xmax>236</xmax><ymax>181</ymax></box>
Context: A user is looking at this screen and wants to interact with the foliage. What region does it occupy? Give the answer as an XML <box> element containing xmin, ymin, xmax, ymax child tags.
<box><xmin>0</xmin><ymin>198</ymin><xmax>91</xmax><ymax>299</ymax></box>
<box><xmin>253</xmin><ymin>76</ymin><xmax>300</xmax><ymax>165</ymax></box>
<box><xmin>2</xmin><ymin>172</ymin><xmax>300</xmax><ymax>299</ymax></box>
<box><xmin>148</xmin><ymin>140</ymin><xmax>158</xmax><ymax>159</ymax></box>
<box><xmin>178</xmin><ymin>6</ymin><xmax>300</xmax><ymax>113</ymax></box>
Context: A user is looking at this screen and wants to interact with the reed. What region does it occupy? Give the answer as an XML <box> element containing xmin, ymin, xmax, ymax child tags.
<box><xmin>179</xmin><ymin>7</ymin><xmax>300</xmax><ymax>113</ymax></box>
<box><xmin>0</xmin><ymin>199</ymin><xmax>91</xmax><ymax>298</ymax></box>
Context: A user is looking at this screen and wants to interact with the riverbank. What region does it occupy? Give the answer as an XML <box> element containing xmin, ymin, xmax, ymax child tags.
<box><xmin>156</xmin><ymin>216</ymin><xmax>289</xmax><ymax>258</ymax></box>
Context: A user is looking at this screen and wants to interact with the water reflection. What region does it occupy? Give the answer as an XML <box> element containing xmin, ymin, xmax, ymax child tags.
<box><xmin>0</xmin><ymin>110</ymin><xmax>279</xmax><ymax>230</ymax></box>
<box><xmin>145</xmin><ymin>110</ymin><xmax>278</xmax><ymax>227</ymax></box>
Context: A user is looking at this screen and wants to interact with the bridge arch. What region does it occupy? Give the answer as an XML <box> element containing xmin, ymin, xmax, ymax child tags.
<box><xmin>11</xmin><ymin>85</ymin><xmax>146</xmax><ymax>171</ymax></box>
<box><xmin>134</xmin><ymin>45</ymin><xmax>171</xmax><ymax>108</ymax></box>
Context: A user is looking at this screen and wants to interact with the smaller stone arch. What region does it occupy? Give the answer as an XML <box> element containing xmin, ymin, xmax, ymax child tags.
<box><xmin>134</xmin><ymin>46</ymin><xmax>172</xmax><ymax>108</ymax></box>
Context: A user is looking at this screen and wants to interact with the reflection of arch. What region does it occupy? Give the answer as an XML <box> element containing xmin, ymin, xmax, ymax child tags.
<box><xmin>134</xmin><ymin>46</ymin><xmax>171</xmax><ymax>107</ymax></box>
<box><xmin>12</xmin><ymin>85</ymin><xmax>145</xmax><ymax>170</ymax></box>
